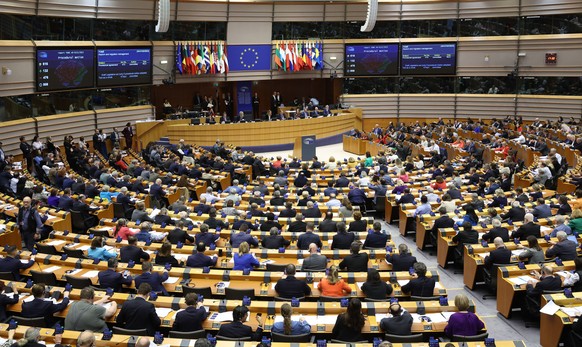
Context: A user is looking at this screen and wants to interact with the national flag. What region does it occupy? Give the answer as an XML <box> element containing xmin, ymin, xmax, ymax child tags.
<box><xmin>293</xmin><ymin>43</ymin><xmax>300</xmax><ymax>71</ymax></box>
<box><xmin>296</xmin><ymin>42</ymin><xmax>304</xmax><ymax>70</ymax></box>
<box><xmin>223</xmin><ymin>44</ymin><xmax>229</xmax><ymax>73</ymax></box>
<box><xmin>203</xmin><ymin>44</ymin><xmax>210</xmax><ymax>73</ymax></box>
<box><xmin>191</xmin><ymin>43</ymin><xmax>199</xmax><ymax>75</ymax></box>
<box><xmin>315</xmin><ymin>41</ymin><xmax>323</xmax><ymax>70</ymax></box>
<box><xmin>305</xmin><ymin>42</ymin><xmax>312</xmax><ymax>70</ymax></box>
<box><xmin>181</xmin><ymin>42</ymin><xmax>188</xmax><ymax>74</ymax></box>
<box><xmin>311</xmin><ymin>42</ymin><xmax>317</xmax><ymax>69</ymax></box>
<box><xmin>279</xmin><ymin>44</ymin><xmax>286</xmax><ymax>71</ymax></box>
<box><xmin>274</xmin><ymin>44</ymin><xmax>282</xmax><ymax>70</ymax></box>
<box><xmin>209</xmin><ymin>44</ymin><xmax>215</xmax><ymax>74</ymax></box>
<box><xmin>217</xmin><ymin>42</ymin><xmax>224</xmax><ymax>73</ymax></box>
<box><xmin>195</xmin><ymin>43</ymin><xmax>203</xmax><ymax>74</ymax></box>
<box><xmin>176</xmin><ymin>42</ymin><xmax>183</xmax><ymax>75</ymax></box>
<box><xmin>285</xmin><ymin>43</ymin><xmax>293</xmax><ymax>71</ymax></box>
<box><xmin>189</xmin><ymin>42</ymin><xmax>196</xmax><ymax>75</ymax></box>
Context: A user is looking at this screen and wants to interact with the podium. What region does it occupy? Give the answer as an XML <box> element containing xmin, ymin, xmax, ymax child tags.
<box><xmin>293</xmin><ymin>135</ymin><xmax>316</xmax><ymax>161</ymax></box>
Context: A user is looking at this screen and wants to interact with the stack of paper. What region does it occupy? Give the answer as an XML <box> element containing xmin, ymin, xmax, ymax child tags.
<box><xmin>46</xmin><ymin>240</ymin><xmax>66</xmax><ymax>246</ymax></box>
<box><xmin>43</xmin><ymin>266</ymin><xmax>61</xmax><ymax>273</ymax></box>
<box><xmin>213</xmin><ymin>311</ymin><xmax>249</xmax><ymax>322</ymax></box>
<box><xmin>540</xmin><ymin>300</ymin><xmax>561</xmax><ymax>315</ymax></box>
<box><xmin>559</xmin><ymin>305</ymin><xmax>582</xmax><ymax>317</ymax></box>
<box><xmin>511</xmin><ymin>250</ymin><xmax>523</xmax><ymax>256</ymax></box>
<box><xmin>155</xmin><ymin>307</ymin><xmax>174</xmax><ymax>317</ymax></box>
<box><xmin>82</xmin><ymin>270</ymin><xmax>100</xmax><ymax>278</ymax></box>
<box><xmin>273</xmin><ymin>315</ymin><xmax>318</xmax><ymax>326</ymax></box>
<box><xmin>163</xmin><ymin>277</ymin><xmax>180</xmax><ymax>284</ymax></box>
<box><xmin>508</xmin><ymin>276</ymin><xmax>531</xmax><ymax>285</ymax></box>
<box><xmin>149</xmin><ymin>209</ymin><xmax>161</xmax><ymax>219</ymax></box>
<box><xmin>397</xmin><ymin>280</ymin><xmax>410</xmax><ymax>287</ymax></box>
<box><xmin>316</xmin><ymin>315</ymin><xmax>338</xmax><ymax>325</ymax></box>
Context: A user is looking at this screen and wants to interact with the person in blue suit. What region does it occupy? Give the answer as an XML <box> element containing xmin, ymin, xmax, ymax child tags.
<box><xmin>186</xmin><ymin>242</ymin><xmax>218</xmax><ymax>268</ymax></box>
<box><xmin>233</xmin><ymin>242</ymin><xmax>260</xmax><ymax>271</ymax></box>
<box><xmin>363</xmin><ymin>222</ymin><xmax>389</xmax><ymax>249</ymax></box>
<box><xmin>21</xmin><ymin>283</ymin><xmax>70</xmax><ymax>326</ymax></box>
<box><xmin>98</xmin><ymin>258</ymin><xmax>133</xmax><ymax>291</ymax></box>
<box><xmin>57</xmin><ymin>188</ymin><xmax>74</xmax><ymax>211</ymax></box>
<box><xmin>172</xmin><ymin>292</ymin><xmax>209</xmax><ymax>332</ymax></box>
<box><xmin>0</xmin><ymin>245</ymin><xmax>34</xmax><ymax>280</ymax></box>
<box><xmin>134</xmin><ymin>261</ymin><xmax>169</xmax><ymax>295</ymax></box>
<box><xmin>217</xmin><ymin>305</ymin><xmax>264</xmax><ymax>341</ymax></box>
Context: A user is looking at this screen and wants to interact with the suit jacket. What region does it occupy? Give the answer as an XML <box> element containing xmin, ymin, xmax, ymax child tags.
<box><xmin>386</xmin><ymin>253</ymin><xmax>417</xmax><ymax>272</ymax></box>
<box><xmin>546</xmin><ymin>240</ymin><xmax>578</xmax><ymax>261</ymax></box>
<box><xmin>261</xmin><ymin>235</ymin><xmax>290</xmax><ymax>249</ymax></box>
<box><xmin>430</xmin><ymin>216</ymin><xmax>455</xmax><ymax>235</ymax></box>
<box><xmin>259</xmin><ymin>220</ymin><xmax>282</xmax><ymax>232</ymax></box>
<box><xmin>0</xmin><ymin>293</ymin><xmax>18</xmax><ymax>321</ymax></box>
<box><xmin>116</xmin><ymin>193</ymin><xmax>133</xmax><ymax>211</ymax></box>
<box><xmin>512</xmin><ymin>222</ymin><xmax>541</xmax><ymax>241</ymax></box>
<box><xmin>186</xmin><ymin>253</ymin><xmax>217</xmax><ymax>268</ymax></box>
<box><xmin>532</xmin><ymin>204</ymin><xmax>552</xmax><ymax>219</ymax></box>
<box><xmin>116</xmin><ymin>297</ymin><xmax>161</xmax><ymax>335</ymax></box>
<box><xmin>274</xmin><ymin>276</ymin><xmax>312</xmax><ymax>298</ymax></box>
<box><xmin>332</xmin><ymin>232</ymin><xmax>355</xmax><ymax>250</ymax></box>
<box><xmin>173</xmin><ymin>306</ymin><xmax>208</xmax><ymax>332</ymax></box>
<box><xmin>218</xmin><ymin>321</ymin><xmax>263</xmax><ymax>341</ymax></box>
<box><xmin>303</xmin><ymin>207</ymin><xmax>322</xmax><ymax>218</ymax></box>
<box><xmin>348</xmin><ymin>220</ymin><xmax>367</xmax><ymax>232</ymax></box>
<box><xmin>319</xmin><ymin>219</ymin><xmax>338</xmax><ymax>233</ymax></box>
<box><xmin>134</xmin><ymin>272</ymin><xmax>169</xmax><ymax>295</ymax></box>
<box><xmin>301</xmin><ymin>254</ymin><xmax>327</xmax><ymax>271</ymax></box>
<box><xmin>297</xmin><ymin>232</ymin><xmax>322</xmax><ymax>250</ymax></box>
<box><xmin>287</xmin><ymin>221</ymin><xmax>308</xmax><ymax>234</ymax></box>
<box><xmin>58</xmin><ymin>195</ymin><xmax>74</xmax><ymax>211</ymax></box>
<box><xmin>401</xmin><ymin>276</ymin><xmax>436</xmax><ymax>297</ymax></box>
<box><xmin>279</xmin><ymin>208</ymin><xmax>296</xmax><ymax>218</ymax></box>
<box><xmin>526</xmin><ymin>275</ymin><xmax>562</xmax><ymax>298</ymax></box>
<box><xmin>484</xmin><ymin>247</ymin><xmax>512</xmax><ymax>269</ymax></box>
<box><xmin>0</xmin><ymin>256</ymin><xmax>34</xmax><ymax>280</ymax></box>
<box><xmin>120</xmin><ymin>245</ymin><xmax>150</xmax><ymax>263</ymax></box>
<box><xmin>167</xmin><ymin>228</ymin><xmax>194</xmax><ymax>244</ymax></box>
<box><xmin>363</xmin><ymin>232</ymin><xmax>388</xmax><ymax>249</ymax></box>
<box><xmin>380</xmin><ymin>312</ymin><xmax>413</xmax><ymax>335</ymax></box>
<box><xmin>98</xmin><ymin>269</ymin><xmax>133</xmax><ymax>291</ymax></box>
<box><xmin>22</xmin><ymin>296</ymin><xmax>70</xmax><ymax>325</ymax></box>
<box><xmin>482</xmin><ymin>227</ymin><xmax>509</xmax><ymax>242</ymax></box>
<box><xmin>501</xmin><ymin>207</ymin><xmax>526</xmax><ymax>222</ymax></box>
<box><xmin>338</xmin><ymin>253</ymin><xmax>369</xmax><ymax>272</ymax></box>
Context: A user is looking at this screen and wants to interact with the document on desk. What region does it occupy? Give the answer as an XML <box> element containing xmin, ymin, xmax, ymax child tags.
<box><xmin>511</xmin><ymin>250</ymin><xmax>523</xmax><ymax>256</ymax></box>
<box><xmin>316</xmin><ymin>315</ymin><xmax>339</xmax><ymax>325</ymax></box>
<box><xmin>375</xmin><ymin>313</ymin><xmax>391</xmax><ymax>321</ymax></box>
<box><xmin>508</xmin><ymin>276</ymin><xmax>531</xmax><ymax>285</ymax></box>
<box><xmin>43</xmin><ymin>265</ymin><xmax>61</xmax><ymax>273</ymax></box>
<box><xmin>212</xmin><ymin>311</ymin><xmax>249</xmax><ymax>322</ymax></box>
<box><xmin>155</xmin><ymin>307</ymin><xmax>174</xmax><ymax>317</ymax></box>
<box><xmin>82</xmin><ymin>270</ymin><xmax>100</xmax><ymax>278</ymax></box>
<box><xmin>559</xmin><ymin>306</ymin><xmax>582</xmax><ymax>317</ymax></box>
<box><xmin>274</xmin><ymin>315</ymin><xmax>318</xmax><ymax>326</ymax></box>
<box><xmin>149</xmin><ymin>208</ymin><xmax>161</xmax><ymax>219</ymax></box>
<box><xmin>540</xmin><ymin>300</ymin><xmax>561</xmax><ymax>315</ymax></box>
<box><xmin>163</xmin><ymin>277</ymin><xmax>180</xmax><ymax>284</ymax></box>
<box><xmin>478</xmin><ymin>252</ymin><xmax>490</xmax><ymax>259</ymax></box>
<box><xmin>397</xmin><ymin>280</ymin><xmax>410</xmax><ymax>287</ymax></box>
<box><xmin>46</xmin><ymin>240</ymin><xmax>66</xmax><ymax>246</ymax></box>
<box><xmin>356</xmin><ymin>282</ymin><xmax>364</xmax><ymax>289</ymax></box>
<box><xmin>78</xmin><ymin>245</ymin><xmax>91</xmax><ymax>251</ymax></box>
<box><xmin>440</xmin><ymin>312</ymin><xmax>455</xmax><ymax>321</ymax></box>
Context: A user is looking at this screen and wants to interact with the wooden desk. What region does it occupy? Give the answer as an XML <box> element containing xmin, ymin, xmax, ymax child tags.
<box><xmin>497</xmin><ymin>262</ymin><xmax>574</xmax><ymax>319</ymax></box>
<box><xmin>342</xmin><ymin>135</ymin><xmax>367</xmax><ymax>155</ymax></box>
<box><xmin>539</xmin><ymin>292</ymin><xmax>582</xmax><ymax>347</ymax></box>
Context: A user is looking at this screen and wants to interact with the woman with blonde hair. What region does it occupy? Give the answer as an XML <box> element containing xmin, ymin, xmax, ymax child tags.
<box><xmin>271</xmin><ymin>303</ymin><xmax>311</xmax><ymax>335</ymax></box>
<box><xmin>233</xmin><ymin>241</ymin><xmax>260</xmax><ymax>271</ymax></box>
<box><xmin>325</xmin><ymin>156</ymin><xmax>337</xmax><ymax>170</ymax></box>
<box><xmin>569</xmin><ymin>209</ymin><xmax>582</xmax><ymax>233</ymax></box>
<box><xmin>347</xmin><ymin>157</ymin><xmax>357</xmax><ymax>168</ymax></box>
<box><xmin>444</xmin><ymin>294</ymin><xmax>485</xmax><ymax>337</ymax></box>
<box><xmin>317</xmin><ymin>265</ymin><xmax>352</xmax><ymax>297</ymax></box>
<box><xmin>339</xmin><ymin>197</ymin><xmax>353</xmax><ymax>218</ymax></box>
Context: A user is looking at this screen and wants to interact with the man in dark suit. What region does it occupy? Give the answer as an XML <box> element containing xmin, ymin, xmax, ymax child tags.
<box><xmin>22</xmin><ymin>283</ymin><xmax>70</xmax><ymax>326</ymax></box>
<box><xmin>331</xmin><ymin>222</ymin><xmax>355</xmax><ymax>250</ymax></box>
<box><xmin>303</xmin><ymin>201</ymin><xmax>322</xmax><ymax>218</ymax></box>
<box><xmin>58</xmin><ymin>188</ymin><xmax>74</xmax><ymax>211</ymax></box>
<box><xmin>338</xmin><ymin>241</ymin><xmax>369</xmax><ymax>272</ymax></box>
<box><xmin>134</xmin><ymin>261</ymin><xmax>169</xmax><ymax>296</ymax></box>
<box><xmin>167</xmin><ymin>222</ymin><xmax>195</xmax><ymax>245</ymax></box>
<box><xmin>116</xmin><ymin>283</ymin><xmax>161</xmax><ymax>335</ymax></box>
<box><xmin>172</xmin><ymin>293</ymin><xmax>209</xmax><ymax>332</ymax></box>
<box><xmin>0</xmin><ymin>245</ymin><xmax>35</xmax><ymax>280</ymax></box>
<box><xmin>287</xmin><ymin>214</ymin><xmax>307</xmax><ymax>234</ymax></box>
<box><xmin>296</xmin><ymin>222</ymin><xmax>322</xmax><ymax>250</ymax></box>
<box><xmin>386</xmin><ymin>244</ymin><xmax>417</xmax><ymax>271</ymax></box>
<box><xmin>261</xmin><ymin>227</ymin><xmax>290</xmax><ymax>249</ymax></box>
<box><xmin>525</xmin><ymin>265</ymin><xmax>562</xmax><ymax>313</ymax></box>
<box><xmin>396</xmin><ymin>188</ymin><xmax>415</xmax><ymax>205</ymax></box>
<box><xmin>186</xmin><ymin>243</ymin><xmax>218</xmax><ymax>268</ymax></box>
<box><xmin>84</xmin><ymin>179</ymin><xmax>101</xmax><ymax>199</ymax></box>
<box><xmin>279</xmin><ymin>202</ymin><xmax>297</xmax><ymax>218</ymax></box>
<box><xmin>401</xmin><ymin>262</ymin><xmax>436</xmax><ymax>297</ymax></box>
<box><xmin>318</xmin><ymin>212</ymin><xmax>337</xmax><ymax>233</ymax></box>
<box><xmin>484</xmin><ymin>237</ymin><xmax>512</xmax><ymax>269</ymax></box>
<box><xmin>379</xmin><ymin>302</ymin><xmax>413</xmax><ymax>335</ymax></box>
<box><xmin>98</xmin><ymin>258</ymin><xmax>133</xmax><ymax>292</ymax></box>
<box><xmin>501</xmin><ymin>201</ymin><xmax>526</xmax><ymax>222</ymax></box>
<box><xmin>532</xmin><ymin>198</ymin><xmax>552</xmax><ymax>219</ymax></box>
<box><xmin>71</xmin><ymin>177</ymin><xmax>86</xmax><ymax>195</ymax></box>
<box><xmin>363</xmin><ymin>222</ymin><xmax>389</xmax><ymax>249</ymax></box>
<box><xmin>269</xmin><ymin>191</ymin><xmax>285</xmax><ymax>207</ymax></box>
<box><xmin>335</xmin><ymin>173</ymin><xmax>350</xmax><ymax>188</ymax></box>
<box><xmin>429</xmin><ymin>207</ymin><xmax>455</xmax><ymax>237</ymax></box>
<box><xmin>230</xmin><ymin>225</ymin><xmax>259</xmax><ymax>248</ymax></box>
<box><xmin>482</xmin><ymin>219</ymin><xmax>509</xmax><ymax>242</ymax></box>
<box><xmin>259</xmin><ymin>213</ymin><xmax>282</xmax><ymax>232</ymax></box>
<box><xmin>217</xmin><ymin>305</ymin><xmax>264</xmax><ymax>341</ymax></box>
<box><xmin>511</xmin><ymin>213</ymin><xmax>541</xmax><ymax>241</ymax></box>
<box><xmin>545</xmin><ymin>231</ymin><xmax>578</xmax><ymax>261</ymax></box>
<box><xmin>0</xmin><ymin>282</ymin><xmax>19</xmax><ymax>322</ymax></box>
<box><xmin>120</xmin><ymin>236</ymin><xmax>150</xmax><ymax>264</ymax></box>
<box><xmin>149</xmin><ymin>179</ymin><xmax>167</xmax><ymax>208</ymax></box>
<box><xmin>72</xmin><ymin>194</ymin><xmax>99</xmax><ymax>227</ymax></box>
<box><xmin>274</xmin><ymin>264</ymin><xmax>311</xmax><ymax>299</ymax></box>
<box><xmin>115</xmin><ymin>187</ymin><xmax>134</xmax><ymax>213</ymax></box>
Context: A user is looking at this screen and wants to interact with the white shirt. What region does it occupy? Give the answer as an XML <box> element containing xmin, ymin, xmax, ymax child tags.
<box><xmin>200</xmin><ymin>193</ymin><xmax>219</xmax><ymax>204</ymax></box>
<box><xmin>514</xmin><ymin>135</ymin><xmax>526</xmax><ymax>144</ymax></box>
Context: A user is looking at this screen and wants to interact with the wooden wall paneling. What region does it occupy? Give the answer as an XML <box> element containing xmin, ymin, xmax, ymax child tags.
<box><xmin>341</xmin><ymin>94</ymin><xmax>399</xmax><ymax>119</ymax></box>
<box><xmin>95</xmin><ymin>106</ymin><xmax>154</xmax><ymax>136</ymax></box>
<box><xmin>345</xmin><ymin>3</ymin><xmax>367</xmax><ymax>22</ymax></box>
<box><xmin>0</xmin><ymin>0</ymin><xmax>36</xmax><ymax>15</ymax></box>
<box><xmin>399</xmin><ymin>94</ymin><xmax>456</xmax><ymax>120</ymax></box>
<box><xmin>273</xmin><ymin>4</ymin><xmax>325</xmax><ymax>22</ymax></box>
<box><xmin>458</xmin><ymin>0</ymin><xmax>519</xmax><ymax>19</ymax></box>
<box><xmin>324</xmin><ymin>3</ymin><xmax>347</xmax><ymax>22</ymax></box>
<box><xmin>36</xmin><ymin>112</ymin><xmax>95</xmax><ymax>148</ymax></box>
<box><xmin>96</xmin><ymin>0</ymin><xmax>155</xmax><ymax>20</ymax></box>
<box><xmin>521</xmin><ymin>0</ymin><xmax>582</xmax><ymax>16</ymax></box>
<box><xmin>516</xmin><ymin>95</ymin><xmax>582</xmax><ymax>120</ymax></box>
<box><xmin>400</xmin><ymin>1</ymin><xmax>458</xmax><ymax>20</ymax></box>
<box><xmin>0</xmin><ymin>118</ymin><xmax>36</xmax><ymax>155</ymax></box>
<box><xmin>376</xmin><ymin>3</ymin><xmax>401</xmax><ymax>21</ymax></box>
<box><xmin>519</xmin><ymin>35</ymin><xmax>582</xmax><ymax>76</ymax></box>
<box><xmin>457</xmin><ymin>37</ymin><xmax>519</xmax><ymax>76</ymax></box>
<box><xmin>0</xmin><ymin>42</ymin><xmax>35</xmax><ymax>98</ymax></box>
<box><xmin>229</xmin><ymin>3</ymin><xmax>272</xmax><ymax>22</ymax></box>
<box><xmin>37</xmin><ymin>0</ymin><xmax>97</xmax><ymax>18</ymax></box>
<box><xmin>175</xmin><ymin>1</ymin><xmax>228</xmax><ymax>21</ymax></box>
<box><xmin>456</xmin><ymin>94</ymin><xmax>516</xmax><ymax>118</ymax></box>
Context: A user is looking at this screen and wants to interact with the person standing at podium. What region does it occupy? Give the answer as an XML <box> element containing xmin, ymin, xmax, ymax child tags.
<box><xmin>252</xmin><ymin>92</ymin><xmax>260</xmax><ymax>119</ymax></box>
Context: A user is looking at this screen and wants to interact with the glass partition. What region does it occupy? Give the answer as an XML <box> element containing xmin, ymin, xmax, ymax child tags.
<box><xmin>459</xmin><ymin>17</ymin><xmax>519</xmax><ymax>37</ymax></box>
<box><xmin>458</xmin><ymin>76</ymin><xmax>516</xmax><ymax>94</ymax></box>
<box><xmin>0</xmin><ymin>96</ymin><xmax>33</xmax><ymax>122</ymax></box>
<box><xmin>519</xmin><ymin>76</ymin><xmax>582</xmax><ymax>95</ymax></box>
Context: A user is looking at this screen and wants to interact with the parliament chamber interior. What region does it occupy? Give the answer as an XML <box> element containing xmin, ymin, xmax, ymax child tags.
<box><xmin>1</xmin><ymin>0</ymin><xmax>582</xmax><ymax>346</ymax></box>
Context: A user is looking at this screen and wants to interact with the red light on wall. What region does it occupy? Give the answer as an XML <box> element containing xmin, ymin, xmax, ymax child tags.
<box><xmin>545</xmin><ymin>53</ymin><xmax>557</xmax><ymax>64</ymax></box>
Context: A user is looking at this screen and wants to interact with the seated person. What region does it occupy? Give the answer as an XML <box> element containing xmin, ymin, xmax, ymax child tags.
<box><xmin>385</xmin><ymin>244</ymin><xmax>417</xmax><ymax>271</ymax></box>
<box><xmin>120</xmin><ymin>236</ymin><xmax>150</xmax><ymax>264</ymax></box>
<box><xmin>271</xmin><ymin>303</ymin><xmax>311</xmax><ymax>336</ymax></box>
<box><xmin>217</xmin><ymin>305</ymin><xmax>264</xmax><ymax>341</ymax></box>
<box><xmin>338</xmin><ymin>241</ymin><xmax>369</xmax><ymax>272</ymax></box>
<box><xmin>21</xmin><ymin>283</ymin><xmax>70</xmax><ymax>326</ymax></box>
<box><xmin>363</xmin><ymin>221</ymin><xmax>389</xmax><ymax>249</ymax></box>
<box><xmin>379</xmin><ymin>302</ymin><xmax>413</xmax><ymax>335</ymax></box>
<box><xmin>261</xmin><ymin>227</ymin><xmax>290</xmax><ymax>249</ymax></box>
<box><xmin>444</xmin><ymin>294</ymin><xmax>485</xmax><ymax>337</ymax></box>
<box><xmin>87</xmin><ymin>236</ymin><xmax>117</xmax><ymax>261</ymax></box>
<box><xmin>186</xmin><ymin>242</ymin><xmax>218</xmax><ymax>268</ymax></box>
<box><xmin>274</xmin><ymin>264</ymin><xmax>311</xmax><ymax>299</ymax></box>
<box><xmin>362</xmin><ymin>268</ymin><xmax>393</xmax><ymax>300</ymax></box>
<box><xmin>331</xmin><ymin>298</ymin><xmax>365</xmax><ymax>342</ymax></box>
<box><xmin>317</xmin><ymin>265</ymin><xmax>351</xmax><ymax>297</ymax></box>
<box><xmin>233</xmin><ymin>242</ymin><xmax>260</xmax><ymax>271</ymax></box>
<box><xmin>154</xmin><ymin>241</ymin><xmax>181</xmax><ymax>267</ymax></box>
<box><xmin>115</xmin><ymin>283</ymin><xmax>161</xmax><ymax>335</ymax></box>
<box><xmin>401</xmin><ymin>262</ymin><xmax>435</xmax><ymax>297</ymax></box>
<box><xmin>172</xmin><ymin>293</ymin><xmax>209</xmax><ymax>332</ymax></box>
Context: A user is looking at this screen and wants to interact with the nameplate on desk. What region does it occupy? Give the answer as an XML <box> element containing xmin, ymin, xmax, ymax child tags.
<box><xmin>175</xmin><ymin>285</ymin><xmax>182</xmax><ymax>292</ymax></box>
<box><xmin>370</xmin><ymin>326</ymin><xmax>379</xmax><ymax>332</ymax></box>
<box><xmin>162</xmin><ymin>319</ymin><xmax>170</xmax><ymax>326</ymax></box>
<box><xmin>423</xmin><ymin>325</ymin><xmax>433</xmax><ymax>331</ymax></box>
<box><xmin>212</xmin><ymin>322</ymin><xmax>220</xmax><ymax>329</ymax></box>
<box><xmin>265</xmin><ymin>325</ymin><xmax>272</xmax><ymax>330</ymax></box>
<box><xmin>260</xmin><ymin>290</ymin><xmax>268</xmax><ymax>295</ymax></box>
<box><xmin>317</xmin><ymin>325</ymin><xmax>326</xmax><ymax>332</ymax></box>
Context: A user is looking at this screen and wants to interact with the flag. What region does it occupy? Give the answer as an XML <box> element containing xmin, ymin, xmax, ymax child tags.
<box><xmin>274</xmin><ymin>44</ymin><xmax>282</xmax><ymax>70</ymax></box>
<box><xmin>310</xmin><ymin>42</ymin><xmax>317</xmax><ymax>69</ymax></box>
<box><xmin>196</xmin><ymin>43</ymin><xmax>203</xmax><ymax>74</ymax></box>
<box><xmin>279</xmin><ymin>44</ymin><xmax>286</xmax><ymax>71</ymax></box>
<box><xmin>189</xmin><ymin>42</ymin><xmax>196</xmax><ymax>75</ymax></box>
<box><xmin>191</xmin><ymin>43</ymin><xmax>199</xmax><ymax>75</ymax></box>
<box><xmin>316</xmin><ymin>41</ymin><xmax>323</xmax><ymax>70</ymax></box>
<box><xmin>223</xmin><ymin>44</ymin><xmax>229</xmax><ymax>73</ymax></box>
<box><xmin>209</xmin><ymin>44</ymin><xmax>215</xmax><ymax>74</ymax></box>
<box><xmin>304</xmin><ymin>42</ymin><xmax>312</xmax><ymax>70</ymax></box>
<box><xmin>181</xmin><ymin>42</ymin><xmax>188</xmax><ymax>74</ymax></box>
<box><xmin>227</xmin><ymin>45</ymin><xmax>272</xmax><ymax>71</ymax></box>
<box><xmin>293</xmin><ymin>43</ymin><xmax>300</xmax><ymax>72</ymax></box>
<box><xmin>295</xmin><ymin>42</ymin><xmax>303</xmax><ymax>70</ymax></box>
<box><xmin>176</xmin><ymin>42</ymin><xmax>183</xmax><ymax>75</ymax></box>
<box><xmin>217</xmin><ymin>42</ymin><xmax>224</xmax><ymax>73</ymax></box>
<box><xmin>203</xmin><ymin>45</ymin><xmax>210</xmax><ymax>73</ymax></box>
<box><xmin>285</xmin><ymin>43</ymin><xmax>293</xmax><ymax>71</ymax></box>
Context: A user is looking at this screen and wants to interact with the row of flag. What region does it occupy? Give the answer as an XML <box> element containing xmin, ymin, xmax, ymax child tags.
<box><xmin>274</xmin><ymin>41</ymin><xmax>324</xmax><ymax>72</ymax></box>
<box><xmin>176</xmin><ymin>41</ymin><xmax>229</xmax><ymax>75</ymax></box>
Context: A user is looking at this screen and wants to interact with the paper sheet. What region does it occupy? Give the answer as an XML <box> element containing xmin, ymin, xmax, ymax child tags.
<box><xmin>511</xmin><ymin>250</ymin><xmax>523</xmax><ymax>256</ymax></box>
<box><xmin>66</xmin><ymin>269</ymin><xmax>83</xmax><ymax>276</ymax></box>
<box><xmin>213</xmin><ymin>311</ymin><xmax>249</xmax><ymax>322</ymax></box>
<box><xmin>540</xmin><ymin>300</ymin><xmax>561</xmax><ymax>315</ymax></box>
<box><xmin>82</xmin><ymin>270</ymin><xmax>100</xmax><ymax>278</ymax></box>
<box><xmin>155</xmin><ymin>307</ymin><xmax>174</xmax><ymax>317</ymax></box>
<box><xmin>78</xmin><ymin>245</ymin><xmax>91</xmax><ymax>251</ymax></box>
<box><xmin>273</xmin><ymin>315</ymin><xmax>317</xmax><ymax>326</ymax></box>
<box><xmin>441</xmin><ymin>312</ymin><xmax>455</xmax><ymax>321</ymax></box>
<box><xmin>163</xmin><ymin>277</ymin><xmax>180</xmax><ymax>284</ymax></box>
<box><xmin>316</xmin><ymin>315</ymin><xmax>338</xmax><ymax>325</ymax></box>
<box><xmin>43</xmin><ymin>265</ymin><xmax>61</xmax><ymax>273</ymax></box>
<box><xmin>149</xmin><ymin>208</ymin><xmax>161</xmax><ymax>219</ymax></box>
<box><xmin>508</xmin><ymin>276</ymin><xmax>531</xmax><ymax>285</ymax></box>
<box><xmin>46</xmin><ymin>240</ymin><xmax>66</xmax><ymax>246</ymax></box>
<box><xmin>397</xmin><ymin>280</ymin><xmax>410</xmax><ymax>287</ymax></box>
<box><xmin>356</xmin><ymin>282</ymin><xmax>364</xmax><ymax>289</ymax></box>
<box><xmin>559</xmin><ymin>306</ymin><xmax>582</xmax><ymax>317</ymax></box>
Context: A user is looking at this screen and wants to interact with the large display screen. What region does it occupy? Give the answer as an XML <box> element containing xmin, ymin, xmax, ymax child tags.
<box><xmin>96</xmin><ymin>47</ymin><xmax>152</xmax><ymax>87</ymax></box>
<box><xmin>400</xmin><ymin>43</ymin><xmax>457</xmax><ymax>75</ymax></box>
<box><xmin>36</xmin><ymin>48</ymin><xmax>95</xmax><ymax>92</ymax></box>
<box><xmin>344</xmin><ymin>43</ymin><xmax>399</xmax><ymax>76</ymax></box>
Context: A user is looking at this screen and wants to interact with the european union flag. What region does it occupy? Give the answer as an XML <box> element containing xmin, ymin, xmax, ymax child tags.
<box><xmin>227</xmin><ymin>45</ymin><xmax>272</xmax><ymax>71</ymax></box>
